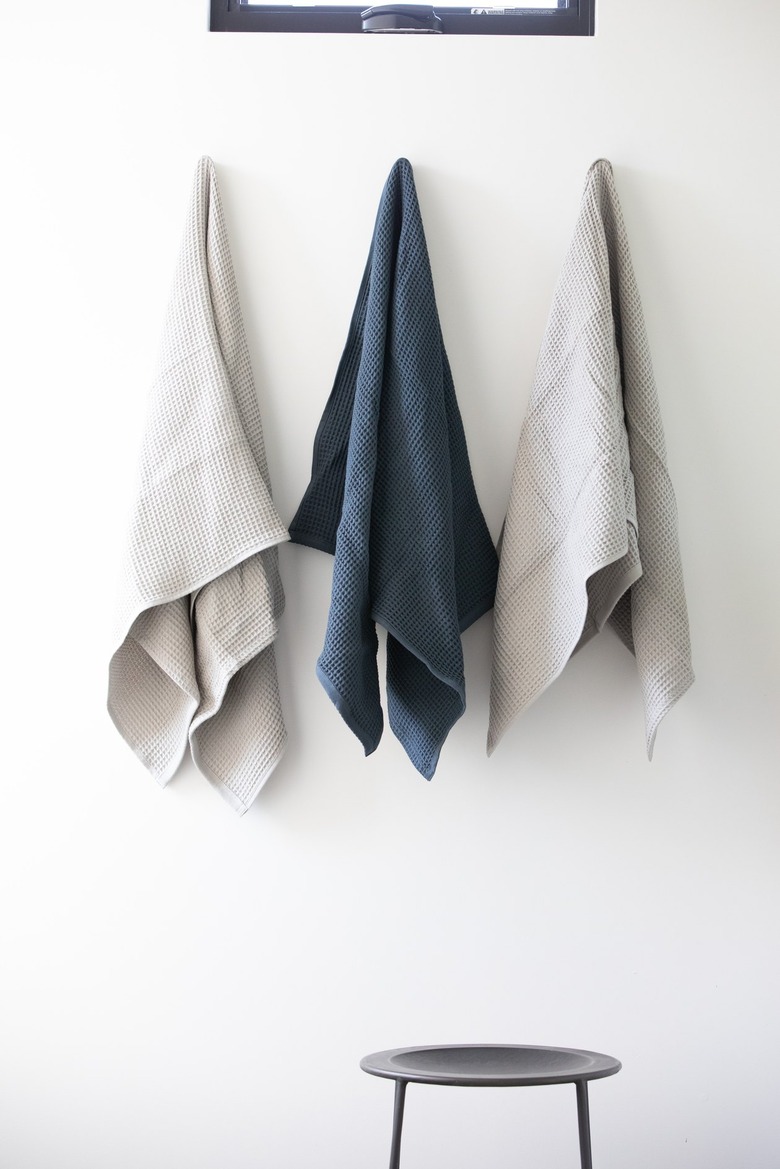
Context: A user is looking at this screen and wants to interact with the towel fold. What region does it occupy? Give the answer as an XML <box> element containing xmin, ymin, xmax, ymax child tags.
<box><xmin>108</xmin><ymin>156</ymin><xmax>289</xmax><ymax>813</ymax></box>
<box><xmin>290</xmin><ymin>158</ymin><xmax>498</xmax><ymax>778</ymax></box>
<box><xmin>489</xmin><ymin>159</ymin><xmax>694</xmax><ymax>758</ymax></box>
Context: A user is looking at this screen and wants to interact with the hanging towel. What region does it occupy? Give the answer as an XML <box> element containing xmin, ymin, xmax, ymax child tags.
<box><xmin>489</xmin><ymin>159</ymin><xmax>694</xmax><ymax>759</ymax></box>
<box><xmin>290</xmin><ymin>158</ymin><xmax>498</xmax><ymax>778</ymax></box>
<box><xmin>108</xmin><ymin>156</ymin><xmax>289</xmax><ymax>814</ymax></box>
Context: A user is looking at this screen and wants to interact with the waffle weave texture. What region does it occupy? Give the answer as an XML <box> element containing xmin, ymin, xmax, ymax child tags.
<box><xmin>489</xmin><ymin>159</ymin><xmax>694</xmax><ymax>758</ymax></box>
<box><xmin>108</xmin><ymin>157</ymin><xmax>289</xmax><ymax>814</ymax></box>
<box><xmin>290</xmin><ymin>158</ymin><xmax>498</xmax><ymax>778</ymax></box>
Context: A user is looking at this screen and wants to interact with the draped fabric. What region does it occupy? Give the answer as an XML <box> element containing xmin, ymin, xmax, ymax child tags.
<box><xmin>489</xmin><ymin>159</ymin><xmax>694</xmax><ymax>758</ymax></box>
<box><xmin>291</xmin><ymin>159</ymin><xmax>498</xmax><ymax>778</ymax></box>
<box><xmin>108</xmin><ymin>157</ymin><xmax>289</xmax><ymax>813</ymax></box>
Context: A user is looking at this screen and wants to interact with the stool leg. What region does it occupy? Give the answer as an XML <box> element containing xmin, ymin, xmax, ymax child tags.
<box><xmin>388</xmin><ymin>1079</ymin><xmax>407</xmax><ymax>1169</ymax></box>
<box><xmin>575</xmin><ymin>1081</ymin><xmax>592</xmax><ymax>1169</ymax></box>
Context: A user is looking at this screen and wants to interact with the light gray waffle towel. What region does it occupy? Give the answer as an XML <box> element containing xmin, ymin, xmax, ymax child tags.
<box><xmin>489</xmin><ymin>159</ymin><xmax>694</xmax><ymax>759</ymax></box>
<box><xmin>108</xmin><ymin>156</ymin><xmax>289</xmax><ymax>813</ymax></box>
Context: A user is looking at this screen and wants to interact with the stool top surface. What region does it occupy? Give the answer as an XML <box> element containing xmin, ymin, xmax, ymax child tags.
<box><xmin>360</xmin><ymin>1044</ymin><xmax>621</xmax><ymax>1087</ymax></box>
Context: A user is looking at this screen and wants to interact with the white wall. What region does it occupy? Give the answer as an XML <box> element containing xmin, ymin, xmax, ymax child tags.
<box><xmin>1</xmin><ymin>2</ymin><xmax>778</xmax><ymax>1167</ymax></box>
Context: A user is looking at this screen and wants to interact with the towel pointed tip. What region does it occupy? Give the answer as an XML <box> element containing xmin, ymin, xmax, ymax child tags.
<box><xmin>392</xmin><ymin>157</ymin><xmax>415</xmax><ymax>181</ymax></box>
<box><xmin>193</xmin><ymin>157</ymin><xmax>219</xmax><ymax>205</ymax></box>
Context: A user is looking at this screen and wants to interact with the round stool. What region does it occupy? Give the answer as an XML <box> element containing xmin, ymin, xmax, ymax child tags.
<box><xmin>360</xmin><ymin>1043</ymin><xmax>621</xmax><ymax>1169</ymax></box>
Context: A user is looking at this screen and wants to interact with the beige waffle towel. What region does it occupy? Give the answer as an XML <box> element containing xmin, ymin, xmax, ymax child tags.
<box><xmin>108</xmin><ymin>157</ymin><xmax>289</xmax><ymax>813</ymax></box>
<box><xmin>489</xmin><ymin>159</ymin><xmax>693</xmax><ymax>759</ymax></box>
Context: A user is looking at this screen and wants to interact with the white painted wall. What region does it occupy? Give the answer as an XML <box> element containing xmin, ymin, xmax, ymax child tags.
<box><xmin>1</xmin><ymin>1</ymin><xmax>778</xmax><ymax>1166</ymax></box>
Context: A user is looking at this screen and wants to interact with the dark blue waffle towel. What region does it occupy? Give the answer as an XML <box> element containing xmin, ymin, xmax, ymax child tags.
<box><xmin>289</xmin><ymin>159</ymin><xmax>498</xmax><ymax>778</ymax></box>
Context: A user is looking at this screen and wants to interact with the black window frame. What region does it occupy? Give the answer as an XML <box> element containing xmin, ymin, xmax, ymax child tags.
<box><xmin>209</xmin><ymin>0</ymin><xmax>594</xmax><ymax>37</ymax></box>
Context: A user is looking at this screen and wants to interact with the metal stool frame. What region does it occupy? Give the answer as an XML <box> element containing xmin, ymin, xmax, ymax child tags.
<box><xmin>360</xmin><ymin>1043</ymin><xmax>621</xmax><ymax>1169</ymax></box>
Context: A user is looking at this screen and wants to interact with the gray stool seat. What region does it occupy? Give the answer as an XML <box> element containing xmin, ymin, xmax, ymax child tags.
<box><xmin>360</xmin><ymin>1044</ymin><xmax>621</xmax><ymax>1169</ymax></box>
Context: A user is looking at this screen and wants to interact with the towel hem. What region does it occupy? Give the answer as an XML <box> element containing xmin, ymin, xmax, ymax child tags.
<box><xmin>107</xmin><ymin>698</ymin><xmax>191</xmax><ymax>787</ymax></box>
<box><xmin>288</xmin><ymin>528</ymin><xmax>336</xmax><ymax>556</ymax></box>
<box><xmin>115</xmin><ymin>531</ymin><xmax>289</xmax><ymax>651</ymax></box>
<box><xmin>190</xmin><ymin>730</ymin><xmax>288</xmax><ymax>815</ymax></box>
<box><xmin>372</xmin><ymin>605</ymin><xmax>466</xmax><ymax>706</ymax></box>
<box><xmin>316</xmin><ymin>662</ymin><xmax>381</xmax><ymax>757</ymax></box>
<box><xmin>488</xmin><ymin>543</ymin><xmax>643</xmax><ymax>755</ymax></box>
<box><xmin>575</xmin><ymin>558</ymin><xmax>643</xmax><ymax>652</ymax></box>
<box><xmin>645</xmin><ymin>669</ymin><xmax>695</xmax><ymax>761</ymax></box>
